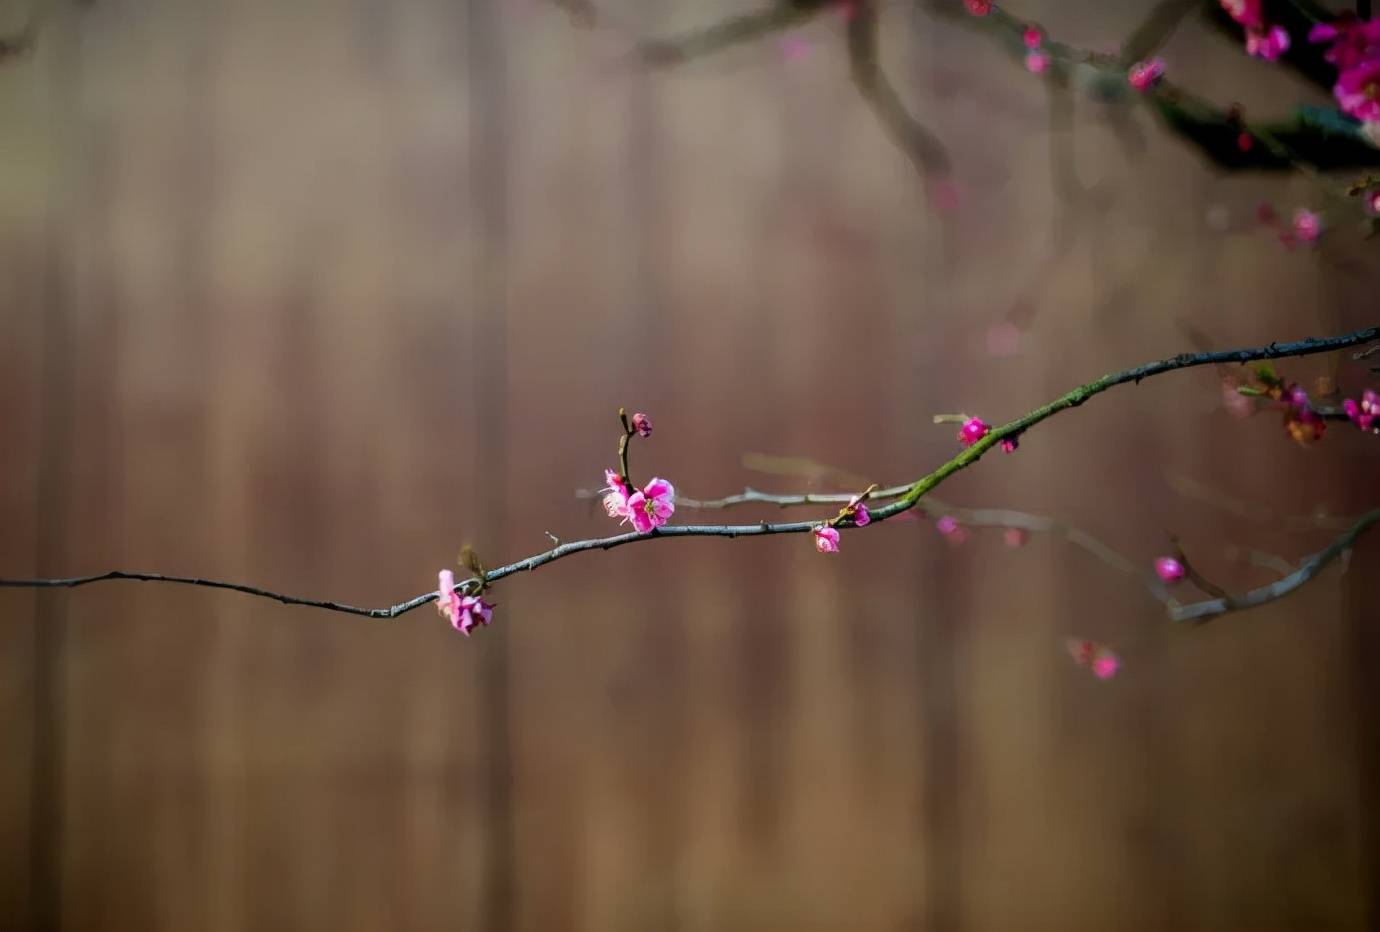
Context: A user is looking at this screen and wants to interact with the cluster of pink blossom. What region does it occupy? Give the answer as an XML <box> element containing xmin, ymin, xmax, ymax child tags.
<box><xmin>1344</xmin><ymin>388</ymin><xmax>1380</xmax><ymax>433</ymax></box>
<box><xmin>1309</xmin><ymin>14</ymin><xmax>1380</xmax><ymax>139</ymax></box>
<box><xmin>603</xmin><ymin>471</ymin><xmax>676</xmax><ymax>534</ymax></box>
<box><xmin>1255</xmin><ymin>202</ymin><xmax>1323</xmax><ymax>249</ymax></box>
<box><xmin>435</xmin><ymin>569</ymin><xmax>495</xmax><ymax>636</ymax></box>
<box><xmin>1219</xmin><ymin>0</ymin><xmax>1291</xmax><ymax>60</ymax></box>
<box><xmin>812</xmin><ymin>493</ymin><xmax>871</xmax><ymax>554</ymax></box>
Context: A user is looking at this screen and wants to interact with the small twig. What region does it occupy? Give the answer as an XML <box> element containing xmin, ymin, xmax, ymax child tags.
<box><xmin>1170</xmin><ymin>510</ymin><xmax>1380</xmax><ymax>622</ymax></box>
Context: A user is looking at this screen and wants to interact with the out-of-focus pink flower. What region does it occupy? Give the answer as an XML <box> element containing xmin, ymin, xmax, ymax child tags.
<box><xmin>631</xmin><ymin>411</ymin><xmax>653</xmax><ymax>437</ymax></box>
<box><xmin>1154</xmin><ymin>556</ymin><xmax>1185</xmax><ymax>583</ymax></box>
<box><xmin>985</xmin><ymin>321</ymin><xmax>1023</xmax><ymax>357</ymax></box>
<box><xmin>1281</xmin><ymin>384</ymin><xmax>1327</xmax><ymax>444</ymax></box>
<box><xmin>1245</xmin><ymin>25</ymin><xmax>1290</xmax><ymax>60</ymax></box>
<box><xmin>601</xmin><ymin>469</ymin><xmax>630</xmax><ymax>520</ymax></box>
<box><xmin>1221</xmin><ymin>377</ymin><xmax>1256</xmax><ymax>418</ymax></box>
<box><xmin>999</xmin><ymin>436</ymin><xmax>1019</xmax><ymax>453</ymax></box>
<box><xmin>958</xmin><ymin>417</ymin><xmax>990</xmax><ymax>447</ymax></box>
<box><xmin>1066</xmin><ymin>638</ymin><xmax>1121</xmax><ymax>680</ymax></box>
<box><xmin>1003</xmin><ymin>527</ymin><xmax>1028</xmax><ymax>547</ymax></box>
<box><xmin>1128</xmin><ymin>57</ymin><xmax>1165</xmax><ymax>92</ymax></box>
<box><xmin>1335</xmin><ymin>60</ymin><xmax>1380</xmax><ymax>122</ymax></box>
<box><xmin>1310</xmin><ymin>17</ymin><xmax>1380</xmax><ymax>69</ymax></box>
<box><xmin>1023</xmin><ymin>25</ymin><xmax>1043</xmax><ymax>49</ymax></box>
<box><xmin>935</xmin><ymin>515</ymin><xmax>968</xmax><ymax>544</ymax></box>
<box><xmin>1024</xmin><ymin>51</ymin><xmax>1050</xmax><ymax>74</ymax></box>
<box><xmin>1219</xmin><ymin>0</ymin><xmax>1263</xmax><ymax>29</ymax></box>
<box><xmin>847</xmin><ymin>495</ymin><xmax>871</xmax><ymax>526</ymax></box>
<box><xmin>1292</xmin><ymin>208</ymin><xmax>1321</xmax><ymax>243</ymax></box>
<box><xmin>964</xmin><ymin>0</ymin><xmax>991</xmax><ymax>16</ymax></box>
<box><xmin>625</xmin><ymin>477</ymin><xmax>675</xmax><ymax>533</ymax></box>
<box><xmin>1343</xmin><ymin>388</ymin><xmax>1379</xmax><ymax>432</ymax></box>
<box><xmin>1237</xmin><ymin>131</ymin><xmax>1254</xmax><ymax>152</ymax></box>
<box><xmin>814</xmin><ymin>525</ymin><xmax>840</xmax><ymax>553</ymax></box>
<box><xmin>1367</xmin><ymin>189</ymin><xmax>1380</xmax><ymax>214</ymax></box>
<box><xmin>780</xmin><ymin>35</ymin><xmax>811</xmax><ymax>60</ymax></box>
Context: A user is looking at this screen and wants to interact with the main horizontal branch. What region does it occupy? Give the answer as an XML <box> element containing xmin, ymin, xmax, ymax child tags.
<box><xmin>2</xmin><ymin>326</ymin><xmax>1376</xmax><ymax>620</ymax></box>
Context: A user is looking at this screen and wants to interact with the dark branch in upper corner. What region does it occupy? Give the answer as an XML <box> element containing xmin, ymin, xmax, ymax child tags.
<box><xmin>2</xmin><ymin>325</ymin><xmax>1376</xmax><ymax>622</ymax></box>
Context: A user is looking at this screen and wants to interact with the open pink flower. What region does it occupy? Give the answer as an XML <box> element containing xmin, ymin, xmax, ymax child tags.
<box><xmin>1024</xmin><ymin>51</ymin><xmax>1050</xmax><ymax>74</ymax></box>
<box><xmin>601</xmin><ymin>469</ymin><xmax>630</xmax><ymax>520</ymax></box>
<box><xmin>958</xmin><ymin>417</ymin><xmax>990</xmax><ymax>447</ymax></box>
<box><xmin>625</xmin><ymin>477</ymin><xmax>675</xmax><ymax>533</ymax></box>
<box><xmin>1154</xmin><ymin>556</ymin><xmax>1185</xmax><ymax>583</ymax></box>
<box><xmin>631</xmin><ymin>412</ymin><xmax>653</xmax><ymax>437</ymax></box>
<box><xmin>1219</xmin><ymin>0</ymin><xmax>1263</xmax><ymax>29</ymax></box>
<box><xmin>814</xmin><ymin>525</ymin><xmax>840</xmax><ymax>553</ymax></box>
<box><xmin>1335</xmin><ymin>59</ymin><xmax>1380</xmax><ymax>122</ymax></box>
<box><xmin>437</xmin><ymin>570</ymin><xmax>496</xmax><ymax>635</ymax></box>
<box><xmin>437</xmin><ymin>569</ymin><xmax>464</xmax><ymax>626</ymax></box>
<box><xmin>1128</xmin><ymin>57</ymin><xmax>1165</xmax><ymax>91</ymax></box>
<box><xmin>1310</xmin><ymin>17</ymin><xmax>1380</xmax><ymax>70</ymax></box>
<box><xmin>1245</xmin><ymin>25</ymin><xmax>1290</xmax><ymax>60</ymax></box>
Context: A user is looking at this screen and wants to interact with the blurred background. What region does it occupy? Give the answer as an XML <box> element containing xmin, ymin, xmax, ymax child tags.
<box><xmin>2</xmin><ymin>0</ymin><xmax>1378</xmax><ymax>929</ymax></box>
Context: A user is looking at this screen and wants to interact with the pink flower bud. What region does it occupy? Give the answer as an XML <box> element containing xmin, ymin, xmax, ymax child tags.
<box><xmin>1292</xmin><ymin>208</ymin><xmax>1321</xmax><ymax>243</ymax></box>
<box><xmin>964</xmin><ymin>0</ymin><xmax>991</xmax><ymax>16</ymax></box>
<box><xmin>958</xmin><ymin>417</ymin><xmax>990</xmax><ymax>447</ymax></box>
<box><xmin>1024</xmin><ymin>51</ymin><xmax>1050</xmax><ymax>74</ymax></box>
<box><xmin>1022</xmin><ymin>25</ymin><xmax>1043</xmax><ymax>49</ymax></box>
<box><xmin>1154</xmin><ymin>556</ymin><xmax>1186</xmax><ymax>583</ymax></box>
<box><xmin>1127</xmin><ymin>57</ymin><xmax>1165</xmax><ymax>92</ymax></box>
<box><xmin>631</xmin><ymin>411</ymin><xmax>653</xmax><ymax>437</ymax></box>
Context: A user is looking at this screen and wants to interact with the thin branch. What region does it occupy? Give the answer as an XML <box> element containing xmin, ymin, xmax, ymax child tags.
<box><xmin>2</xmin><ymin>326</ymin><xmax>1376</xmax><ymax>619</ymax></box>
<box><xmin>1170</xmin><ymin>509</ymin><xmax>1380</xmax><ymax>622</ymax></box>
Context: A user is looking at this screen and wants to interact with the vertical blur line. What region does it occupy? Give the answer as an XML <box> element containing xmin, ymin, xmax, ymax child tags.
<box><xmin>905</xmin><ymin>9</ymin><xmax>964</xmax><ymax>931</ymax></box>
<box><xmin>30</xmin><ymin>5</ymin><xmax>78</xmax><ymax>931</ymax></box>
<box><xmin>465</xmin><ymin>0</ymin><xmax>515</xmax><ymax>929</ymax></box>
<box><xmin>1347</xmin><ymin>445</ymin><xmax>1378</xmax><ymax>927</ymax></box>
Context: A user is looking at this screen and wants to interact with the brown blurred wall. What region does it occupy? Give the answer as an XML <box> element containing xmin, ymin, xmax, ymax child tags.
<box><xmin>1</xmin><ymin>1</ymin><xmax>1378</xmax><ymax>930</ymax></box>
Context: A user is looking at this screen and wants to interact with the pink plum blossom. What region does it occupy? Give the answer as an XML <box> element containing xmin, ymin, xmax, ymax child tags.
<box><xmin>625</xmin><ymin>477</ymin><xmax>676</xmax><ymax>533</ymax></box>
<box><xmin>1245</xmin><ymin>25</ymin><xmax>1290</xmax><ymax>60</ymax></box>
<box><xmin>1310</xmin><ymin>17</ymin><xmax>1380</xmax><ymax>70</ymax></box>
<box><xmin>631</xmin><ymin>411</ymin><xmax>653</xmax><ymax>437</ymax></box>
<box><xmin>847</xmin><ymin>495</ymin><xmax>871</xmax><ymax>526</ymax></box>
<box><xmin>814</xmin><ymin>525</ymin><xmax>840</xmax><ymax>553</ymax></box>
<box><xmin>1066</xmin><ymin>638</ymin><xmax>1121</xmax><ymax>680</ymax></box>
<box><xmin>958</xmin><ymin>417</ymin><xmax>990</xmax><ymax>447</ymax></box>
<box><xmin>1335</xmin><ymin>59</ymin><xmax>1380</xmax><ymax>122</ymax></box>
<box><xmin>1219</xmin><ymin>0</ymin><xmax>1263</xmax><ymax>29</ymax></box>
<box><xmin>999</xmin><ymin>435</ymin><xmax>1019</xmax><ymax>453</ymax></box>
<box><xmin>1292</xmin><ymin>208</ymin><xmax>1321</xmax><ymax>243</ymax></box>
<box><xmin>436</xmin><ymin>569</ymin><xmax>464</xmax><ymax>626</ymax></box>
<box><xmin>935</xmin><ymin>515</ymin><xmax>968</xmax><ymax>545</ymax></box>
<box><xmin>1127</xmin><ymin>58</ymin><xmax>1165</xmax><ymax>92</ymax></box>
<box><xmin>964</xmin><ymin>0</ymin><xmax>991</xmax><ymax>16</ymax></box>
<box><xmin>1025</xmin><ymin>51</ymin><xmax>1050</xmax><ymax>74</ymax></box>
<box><xmin>1003</xmin><ymin>528</ymin><xmax>1028</xmax><ymax>548</ymax></box>
<box><xmin>1344</xmin><ymin>388</ymin><xmax>1379</xmax><ymax>432</ymax></box>
<box><xmin>437</xmin><ymin>570</ymin><xmax>496</xmax><ymax>636</ymax></box>
<box><xmin>1022</xmin><ymin>25</ymin><xmax>1043</xmax><ymax>49</ymax></box>
<box><xmin>1154</xmin><ymin>556</ymin><xmax>1185</xmax><ymax>583</ymax></box>
<box><xmin>601</xmin><ymin>469</ymin><xmax>630</xmax><ymax>520</ymax></box>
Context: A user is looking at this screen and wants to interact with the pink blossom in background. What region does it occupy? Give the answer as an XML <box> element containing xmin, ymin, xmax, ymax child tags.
<box><xmin>1367</xmin><ymin>190</ymin><xmax>1380</xmax><ymax>214</ymax></box>
<box><xmin>780</xmin><ymin>35</ymin><xmax>811</xmax><ymax>61</ymax></box>
<box><xmin>958</xmin><ymin>417</ymin><xmax>990</xmax><ymax>447</ymax></box>
<box><xmin>999</xmin><ymin>436</ymin><xmax>1019</xmax><ymax>453</ymax></box>
<box><xmin>1292</xmin><ymin>208</ymin><xmax>1321</xmax><ymax>243</ymax></box>
<box><xmin>985</xmin><ymin>321</ymin><xmax>1023</xmax><ymax>357</ymax></box>
<box><xmin>1022</xmin><ymin>25</ymin><xmax>1043</xmax><ymax>49</ymax></box>
<box><xmin>1219</xmin><ymin>0</ymin><xmax>1263</xmax><ymax>29</ymax></box>
<box><xmin>1221</xmin><ymin>377</ymin><xmax>1256</xmax><ymax>418</ymax></box>
<box><xmin>631</xmin><ymin>411</ymin><xmax>653</xmax><ymax>437</ymax></box>
<box><xmin>601</xmin><ymin>468</ymin><xmax>630</xmax><ymax>519</ymax></box>
<box><xmin>964</xmin><ymin>0</ymin><xmax>991</xmax><ymax>16</ymax></box>
<box><xmin>625</xmin><ymin>478</ymin><xmax>676</xmax><ymax>533</ymax></box>
<box><xmin>1025</xmin><ymin>51</ymin><xmax>1050</xmax><ymax>74</ymax></box>
<box><xmin>1003</xmin><ymin>528</ymin><xmax>1028</xmax><ymax>548</ymax></box>
<box><xmin>453</xmin><ymin>593</ymin><xmax>495</xmax><ymax>636</ymax></box>
<box><xmin>1245</xmin><ymin>25</ymin><xmax>1290</xmax><ymax>60</ymax></box>
<box><xmin>436</xmin><ymin>569</ymin><xmax>464</xmax><ymax>628</ymax></box>
<box><xmin>1309</xmin><ymin>17</ymin><xmax>1380</xmax><ymax>69</ymax></box>
<box><xmin>1335</xmin><ymin>59</ymin><xmax>1380</xmax><ymax>122</ymax></box>
<box><xmin>1154</xmin><ymin>556</ymin><xmax>1186</xmax><ymax>583</ymax></box>
<box><xmin>1344</xmin><ymin>388</ymin><xmax>1379</xmax><ymax>432</ymax></box>
<box><xmin>1127</xmin><ymin>57</ymin><xmax>1165</xmax><ymax>91</ymax></box>
<box><xmin>935</xmin><ymin>515</ymin><xmax>968</xmax><ymax>544</ymax></box>
<box><xmin>1066</xmin><ymin>638</ymin><xmax>1121</xmax><ymax>680</ymax></box>
<box><xmin>814</xmin><ymin>525</ymin><xmax>840</xmax><ymax>553</ymax></box>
